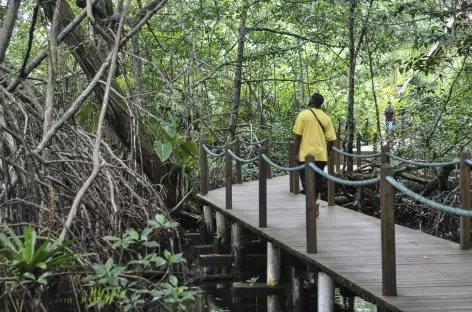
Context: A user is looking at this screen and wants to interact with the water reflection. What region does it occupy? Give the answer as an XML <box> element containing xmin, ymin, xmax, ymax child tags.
<box><xmin>189</xmin><ymin>283</ymin><xmax>377</xmax><ymax>312</ymax></box>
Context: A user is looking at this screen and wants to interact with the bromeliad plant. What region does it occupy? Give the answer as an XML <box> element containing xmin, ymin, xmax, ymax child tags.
<box><xmin>0</xmin><ymin>226</ymin><xmax>82</xmax><ymax>286</ymax></box>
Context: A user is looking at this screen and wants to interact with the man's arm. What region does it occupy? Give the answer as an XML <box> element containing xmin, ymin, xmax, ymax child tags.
<box><xmin>327</xmin><ymin>140</ymin><xmax>334</xmax><ymax>157</ymax></box>
<box><xmin>294</xmin><ymin>134</ymin><xmax>302</xmax><ymax>162</ymax></box>
<box><xmin>293</xmin><ymin>113</ymin><xmax>304</xmax><ymax>162</ymax></box>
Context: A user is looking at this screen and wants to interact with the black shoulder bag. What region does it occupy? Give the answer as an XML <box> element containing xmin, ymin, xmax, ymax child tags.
<box><xmin>309</xmin><ymin>109</ymin><xmax>325</xmax><ymax>134</ymax></box>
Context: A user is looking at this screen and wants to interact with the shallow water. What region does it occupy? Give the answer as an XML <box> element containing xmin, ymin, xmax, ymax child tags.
<box><xmin>187</xmin><ymin>282</ymin><xmax>377</xmax><ymax>312</ymax></box>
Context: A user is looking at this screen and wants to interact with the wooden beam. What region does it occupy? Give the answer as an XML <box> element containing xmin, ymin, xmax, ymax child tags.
<box><xmin>232</xmin><ymin>283</ymin><xmax>286</xmax><ymax>296</ymax></box>
<box><xmin>235</xmin><ymin>138</ymin><xmax>243</xmax><ymax>184</ymax></box>
<box><xmin>259</xmin><ymin>147</ymin><xmax>267</xmax><ymax>228</ymax></box>
<box><xmin>225</xmin><ymin>142</ymin><xmax>233</xmax><ymax>210</ymax></box>
<box><xmin>380</xmin><ymin>163</ymin><xmax>396</xmax><ymax>296</ymax></box>
<box><xmin>460</xmin><ymin>151</ymin><xmax>471</xmax><ymax>250</ymax></box>
<box><xmin>305</xmin><ymin>154</ymin><xmax>317</xmax><ymax>253</ymax></box>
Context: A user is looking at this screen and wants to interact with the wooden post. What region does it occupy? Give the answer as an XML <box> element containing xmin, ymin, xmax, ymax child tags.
<box><xmin>267</xmin><ymin>242</ymin><xmax>281</xmax><ymax>312</ymax></box>
<box><xmin>265</xmin><ymin>139</ymin><xmax>273</xmax><ymax>179</ymax></box>
<box><xmin>259</xmin><ymin>147</ymin><xmax>267</xmax><ymax>228</ymax></box>
<box><xmin>225</xmin><ymin>143</ymin><xmax>232</xmax><ymax>210</ymax></box>
<box><xmin>216</xmin><ymin>212</ymin><xmax>227</xmax><ymax>248</ymax></box>
<box><xmin>232</xmin><ymin>222</ymin><xmax>243</xmax><ymax>274</ymax></box>
<box><xmin>381</xmin><ymin>145</ymin><xmax>390</xmax><ymax>165</ymax></box>
<box><xmin>460</xmin><ymin>152</ymin><xmax>471</xmax><ymax>250</ymax></box>
<box><xmin>235</xmin><ymin>138</ymin><xmax>242</xmax><ymax>184</ymax></box>
<box><xmin>200</xmin><ymin>140</ymin><xmax>208</xmax><ymax>195</ymax></box>
<box><xmin>380</xmin><ymin>163</ymin><xmax>397</xmax><ymax>296</ymax></box>
<box><xmin>318</xmin><ymin>272</ymin><xmax>334</xmax><ymax>312</ymax></box>
<box><xmin>335</xmin><ymin>139</ymin><xmax>341</xmax><ymax>172</ymax></box>
<box><xmin>356</xmin><ymin>131</ymin><xmax>362</xmax><ymax>168</ymax></box>
<box><xmin>292</xmin><ymin>276</ymin><xmax>303</xmax><ymax>312</ymax></box>
<box><xmin>267</xmin><ymin>242</ymin><xmax>281</xmax><ymax>285</ymax></box>
<box><xmin>328</xmin><ymin>152</ymin><xmax>335</xmax><ymax>206</ymax></box>
<box><xmin>305</xmin><ymin>154</ymin><xmax>317</xmax><ymax>253</ymax></box>
<box><xmin>203</xmin><ymin>206</ymin><xmax>214</xmax><ymax>237</ymax></box>
<box><xmin>293</xmin><ymin>142</ymin><xmax>300</xmax><ymax>194</ymax></box>
<box><xmin>289</xmin><ymin>142</ymin><xmax>294</xmax><ymax>193</ymax></box>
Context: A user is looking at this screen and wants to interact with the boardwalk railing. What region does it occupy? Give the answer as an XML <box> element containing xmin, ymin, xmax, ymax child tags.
<box><xmin>199</xmin><ymin>138</ymin><xmax>472</xmax><ymax>296</ymax></box>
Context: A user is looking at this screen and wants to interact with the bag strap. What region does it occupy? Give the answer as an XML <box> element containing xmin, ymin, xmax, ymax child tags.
<box><xmin>309</xmin><ymin>109</ymin><xmax>325</xmax><ymax>134</ymax></box>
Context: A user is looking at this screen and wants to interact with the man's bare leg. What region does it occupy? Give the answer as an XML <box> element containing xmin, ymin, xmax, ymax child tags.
<box><xmin>316</xmin><ymin>202</ymin><xmax>320</xmax><ymax>217</ymax></box>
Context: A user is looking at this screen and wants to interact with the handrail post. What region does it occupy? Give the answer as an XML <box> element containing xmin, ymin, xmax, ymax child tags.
<box><xmin>293</xmin><ymin>141</ymin><xmax>300</xmax><ymax>194</ymax></box>
<box><xmin>225</xmin><ymin>143</ymin><xmax>232</xmax><ymax>210</ymax></box>
<box><xmin>265</xmin><ymin>139</ymin><xmax>272</xmax><ymax>179</ymax></box>
<box><xmin>381</xmin><ymin>145</ymin><xmax>390</xmax><ymax>165</ymax></box>
<box><xmin>328</xmin><ymin>152</ymin><xmax>335</xmax><ymax>206</ymax></box>
<box><xmin>289</xmin><ymin>142</ymin><xmax>294</xmax><ymax>193</ymax></box>
<box><xmin>235</xmin><ymin>138</ymin><xmax>243</xmax><ymax>184</ymax></box>
<box><xmin>335</xmin><ymin>139</ymin><xmax>341</xmax><ymax>172</ymax></box>
<box><xmin>259</xmin><ymin>147</ymin><xmax>267</xmax><ymax>228</ymax></box>
<box><xmin>460</xmin><ymin>152</ymin><xmax>471</xmax><ymax>250</ymax></box>
<box><xmin>356</xmin><ymin>131</ymin><xmax>362</xmax><ymax>168</ymax></box>
<box><xmin>200</xmin><ymin>140</ymin><xmax>208</xmax><ymax>195</ymax></box>
<box><xmin>380</xmin><ymin>163</ymin><xmax>396</xmax><ymax>296</ymax></box>
<box><xmin>305</xmin><ymin>154</ymin><xmax>317</xmax><ymax>254</ymax></box>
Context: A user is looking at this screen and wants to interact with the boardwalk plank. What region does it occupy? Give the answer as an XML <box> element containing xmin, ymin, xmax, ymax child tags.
<box><xmin>197</xmin><ymin>175</ymin><xmax>472</xmax><ymax>312</ymax></box>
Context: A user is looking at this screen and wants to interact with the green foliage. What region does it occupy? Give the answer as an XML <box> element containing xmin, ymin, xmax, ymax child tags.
<box><xmin>0</xmin><ymin>226</ymin><xmax>83</xmax><ymax>286</ymax></box>
<box><xmin>83</xmin><ymin>214</ymin><xmax>192</xmax><ymax>311</ymax></box>
<box><xmin>153</xmin><ymin>120</ymin><xmax>199</xmax><ymax>166</ymax></box>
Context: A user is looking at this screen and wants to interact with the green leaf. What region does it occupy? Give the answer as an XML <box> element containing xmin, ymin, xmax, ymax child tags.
<box><xmin>153</xmin><ymin>256</ymin><xmax>167</xmax><ymax>267</ymax></box>
<box><xmin>155</xmin><ymin>214</ymin><xmax>166</xmax><ymax>225</ymax></box>
<box><xmin>140</xmin><ymin>228</ymin><xmax>152</xmax><ymax>241</ymax></box>
<box><xmin>22</xmin><ymin>227</ymin><xmax>36</xmax><ymax>262</ymax></box>
<box><xmin>164</xmin><ymin>250</ymin><xmax>172</xmax><ymax>261</ymax></box>
<box><xmin>170</xmin><ymin>253</ymin><xmax>184</xmax><ymax>264</ymax></box>
<box><xmin>153</xmin><ymin>141</ymin><xmax>173</xmax><ymax>162</ymax></box>
<box><xmin>142</xmin><ymin>241</ymin><xmax>160</xmax><ymax>248</ymax></box>
<box><xmin>169</xmin><ymin>275</ymin><xmax>178</xmax><ymax>287</ymax></box>
<box><xmin>23</xmin><ymin>272</ymin><xmax>35</xmax><ymax>280</ymax></box>
<box><xmin>103</xmin><ymin>236</ymin><xmax>121</xmax><ymax>242</ymax></box>
<box><xmin>179</xmin><ymin>141</ymin><xmax>199</xmax><ymax>156</ymax></box>
<box><xmin>161</xmin><ymin>121</ymin><xmax>177</xmax><ymax>138</ymax></box>
<box><xmin>35</xmin><ymin>262</ymin><xmax>47</xmax><ymax>269</ymax></box>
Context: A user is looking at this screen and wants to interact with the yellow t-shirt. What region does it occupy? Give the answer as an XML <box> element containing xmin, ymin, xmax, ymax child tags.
<box><xmin>293</xmin><ymin>108</ymin><xmax>337</xmax><ymax>162</ymax></box>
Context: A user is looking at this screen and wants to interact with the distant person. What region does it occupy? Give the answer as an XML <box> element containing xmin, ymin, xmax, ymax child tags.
<box><xmin>293</xmin><ymin>93</ymin><xmax>337</xmax><ymax>217</ymax></box>
<box><xmin>384</xmin><ymin>101</ymin><xmax>396</xmax><ymax>135</ymax></box>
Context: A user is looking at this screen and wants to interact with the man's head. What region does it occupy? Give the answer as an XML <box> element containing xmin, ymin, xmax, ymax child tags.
<box><xmin>308</xmin><ymin>93</ymin><xmax>324</xmax><ymax>108</ymax></box>
<box><xmin>388</xmin><ymin>101</ymin><xmax>392</xmax><ymax>108</ymax></box>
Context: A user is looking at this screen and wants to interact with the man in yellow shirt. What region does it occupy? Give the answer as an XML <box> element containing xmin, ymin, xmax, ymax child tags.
<box><xmin>293</xmin><ymin>93</ymin><xmax>337</xmax><ymax>215</ymax></box>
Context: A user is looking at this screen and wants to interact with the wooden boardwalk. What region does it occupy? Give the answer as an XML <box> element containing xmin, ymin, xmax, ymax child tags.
<box><xmin>197</xmin><ymin>175</ymin><xmax>472</xmax><ymax>312</ymax></box>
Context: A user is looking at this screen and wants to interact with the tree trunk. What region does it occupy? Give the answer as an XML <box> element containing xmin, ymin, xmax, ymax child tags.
<box><xmin>0</xmin><ymin>0</ymin><xmax>21</xmax><ymax>64</ymax></box>
<box><xmin>346</xmin><ymin>0</ymin><xmax>356</xmax><ymax>172</ymax></box>
<box><xmin>42</xmin><ymin>0</ymin><xmax>178</xmax><ymax>207</ymax></box>
<box><xmin>368</xmin><ymin>51</ymin><xmax>382</xmax><ymax>145</ymax></box>
<box><xmin>227</xmin><ymin>0</ymin><xmax>249</xmax><ymax>142</ymax></box>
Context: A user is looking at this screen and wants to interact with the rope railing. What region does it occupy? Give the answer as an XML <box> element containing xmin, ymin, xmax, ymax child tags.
<box><xmin>387</xmin><ymin>152</ymin><xmax>460</xmax><ymax>167</ymax></box>
<box><xmin>200</xmin><ymin>135</ymin><xmax>472</xmax><ymax>298</ymax></box>
<box><xmin>261</xmin><ymin>154</ymin><xmax>305</xmax><ymax>172</ymax></box>
<box><xmin>385</xmin><ymin>176</ymin><xmax>472</xmax><ymax>217</ymax></box>
<box><xmin>332</xmin><ymin>146</ymin><xmax>381</xmax><ymax>159</ymax></box>
<box><xmin>227</xmin><ymin>149</ymin><xmax>258</xmax><ymax>164</ymax></box>
<box><xmin>308</xmin><ymin>162</ymin><xmax>380</xmax><ymax>186</ymax></box>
